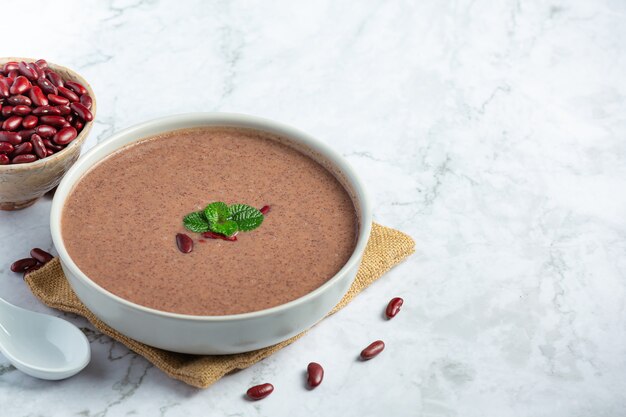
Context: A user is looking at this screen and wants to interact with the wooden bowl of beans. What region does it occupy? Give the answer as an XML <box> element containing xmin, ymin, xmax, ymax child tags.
<box><xmin>0</xmin><ymin>57</ymin><xmax>96</xmax><ymax>210</ymax></box>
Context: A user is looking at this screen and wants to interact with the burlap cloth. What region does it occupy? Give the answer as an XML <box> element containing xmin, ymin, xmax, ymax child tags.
<box><xmin>24</xmin><ymin>223</ymin><xmax>414</xmax><ymax>388</ymax></box>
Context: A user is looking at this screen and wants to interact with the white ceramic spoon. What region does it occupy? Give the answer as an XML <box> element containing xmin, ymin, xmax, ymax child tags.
<box><xmin>0</xmin><ymin>296</ymin><xmax>90</xmax><ymax>380</ymax></box>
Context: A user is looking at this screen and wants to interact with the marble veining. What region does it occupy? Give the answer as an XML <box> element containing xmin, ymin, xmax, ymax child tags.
<box><xmin>1</xmin><ymin>0</ymin><xmax>626</xmax><ymax>415</ymax></box>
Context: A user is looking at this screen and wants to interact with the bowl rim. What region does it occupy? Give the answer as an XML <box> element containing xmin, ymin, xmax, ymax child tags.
<box><xmin>50</xmin><ymin>112</ymin><xmax>372</xmax><ymax>322</ymax></box>
<box><xmin>0</xmin><ymin>57</ymin><xmax>96</xmax><ymax>171</ymax></box>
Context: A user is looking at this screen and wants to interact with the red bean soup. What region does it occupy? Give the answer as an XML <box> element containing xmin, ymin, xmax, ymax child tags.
<box><xmin>61</xmin><ymin>127</ymin><xmax>358</xmax><ymax>315</ymax></box>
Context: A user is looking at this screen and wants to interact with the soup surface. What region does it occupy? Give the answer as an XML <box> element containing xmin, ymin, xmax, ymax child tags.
<box><xmin>62</xmin><ymin>127</ymin><xmax>357</xmax><ymax>315</ymax></box>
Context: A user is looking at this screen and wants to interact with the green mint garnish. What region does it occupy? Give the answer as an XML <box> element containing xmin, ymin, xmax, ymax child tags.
<box><xmin>183</xmin><ymin>201</ymin><xmax>265</xmax><ymax>237</ymax></box>
<box><xmin>229</xmin><ymin>204</ymin><xmax>264</xmax><ymax>231</ymax></box>
<box><xmin>183</xmin><ymin>211</ymin><xmax>210</xmax><ymax>233</ymax></box>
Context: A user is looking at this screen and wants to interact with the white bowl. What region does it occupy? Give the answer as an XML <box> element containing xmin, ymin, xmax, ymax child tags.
<box><xmin>50</xmin><ymin>113</ymin><xmax>372</xmax><ymax>354</ymax></box>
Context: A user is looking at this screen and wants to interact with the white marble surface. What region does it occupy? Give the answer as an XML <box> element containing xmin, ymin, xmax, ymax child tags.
<box><xmin>1</xmin><ymin>0</ymin><xmax>626</xmax><ymax>415</ymax></box>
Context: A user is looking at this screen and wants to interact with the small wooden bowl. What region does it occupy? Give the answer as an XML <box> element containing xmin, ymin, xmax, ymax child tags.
<box><xmin>0</xmin><ymin>57</ymin><xmax>96</xmax><ymax>210</ymax></box>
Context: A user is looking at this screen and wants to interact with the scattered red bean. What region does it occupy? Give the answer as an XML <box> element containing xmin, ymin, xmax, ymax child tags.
<box><xmin>360</xmin><ymin>340</ymin><xmax>385</xmax><ymax>360</ymax></box>
<box><xmin>307</xmin><ymin>362</ymin><xmax>324</xmax><ymax>388</ymax></box>
<box><xmin>176</xmin><ymin>233</ymin><xmax>193</xmax><ymax>253</ymax></box>
<box><xmin>246</xmin><ymin>383</ymin><xmax>274</xmax><ymax>400</ymax></box>
<box><xmin>260</xmin><ymin>205</ymin><xmax>271</xmax><ymax>215</ymax></box>
<box><xmin>10</xmin><ymin>258</ymin><xmax>38</xmax><ymax>272</ymax></box>
<box><xmin>30</xmin><ymin>248</ymin><xmax>53</xmax><ymax>264</ymax></box>
<box><xmin>385</xmin><ymin>297</ymin><xmax>404</xmax><ymax>319</ymax></box>
<box><xmin>23</xmin><ymin>264</ymin><xmax>42</xmax><ymax>278</ymax></box>
<box><xmin>202</xmin><ymin>231</ymin><xmax>238</xmax><ymax>241</ymax></box>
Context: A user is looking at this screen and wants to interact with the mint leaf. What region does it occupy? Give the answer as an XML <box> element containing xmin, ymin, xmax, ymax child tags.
<box><xmin>183</xmin><ymin>211</ymin><xmax>210</xmax><ymax>233</ymax></box>
<box><xmin>210</xmin><ymin>219</ymin><xmax>239</xmax><ymax>237</ymax></box>
<box><xmin>204</xmin><ymin>202</ymin><xmax>230</xmax><ymax>224</ymax></box>
<box><xmin>229</xmin><ymin>204</ymin><xmax>264</xmax><ymax>231</ymax></box>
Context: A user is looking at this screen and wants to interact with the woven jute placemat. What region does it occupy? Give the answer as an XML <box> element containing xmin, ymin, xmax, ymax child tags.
<box><xmin>24</xmin><ymin>223</ymin><xmax>414</xmax><ymax>388</ymax></box>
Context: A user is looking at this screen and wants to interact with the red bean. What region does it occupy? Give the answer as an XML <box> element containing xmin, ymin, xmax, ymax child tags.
<box><xmin>0</xmin><ymin>154</ymin><xmax>8</xmax><ymax>165</ymax></box>
<box><xmin>12</xmin><ymin>142</ymin><xmax>32</xmax><ymax>155</ymax></box>
<box><xmin>307</xmin><ymin>362</ymin><xmax>324</xmax><ymax>388</ymax></box>
<box><xmin>2</xmin><ymin>116</ymin><xmax>23</xmax><ymax>131</ymax></box>
<box><xmin>12</xmin><ymin>105</ymin><xmax>31</xmax><ymax>116</ymax></box>
<box><xmin>34</xmin><ymin>59</ymin><xmax>48</xmax><ymax>69</ymax></box>
<box><xmin>71</xmin><ymin>118</ymin><xmax>84</xmax><ymax>130</ymax></box>
<box><xmin>39</xmin><ymin>115</ymin><xmax>69</xmax><ymax>128</ymax></box>
<box><xmin>12</xmin><ymin>154</ymin><xmax>37</xmax><ymax>164</ymax></box>
<box><xmin>80</xmin><ymin>93</ymin><xmax>92</xmax><ymax>109</ymax></box>
<box><xmin>57</xmin><ymin>86</ymin><xmax>79</xmax><ymax>102</ymax></box>
<box><xmin>1</xmin><ymin>106</ymin><xmax>12</xmax><ymax>117</ymax></box>
<box><xmin>7</xmin><ymin>69</ymin><xmax>19</xmax><ymax>80</ymax></box>
<box><xmin>260</xmin><ymin>205</ymin><xmax>270</xmax><ymax>215</ymax></box>
<box><xmin>23</xmin><ymin>264</ymin><xmax>42</xmax><ymax>278</ymax></box>
<box><xmin>37</xmin><ymin>77</ymin><xmax>58</xmax><ymax>95</ymax></box>
<box><xmin>202</xmin><ymin>231</ymin><xmax>238</xmax><ymax>241</ymax></box>
<box><xmin>0</xmin><ymin>142</ymin><xmax>14</xmax><ymax>153</ymax></box>
<box><xmin>29</xmin><ymin>86</ymin><xmax>48</xmax><ymax>107</ymax></box>
<box><xmin>22</xmin><ymin>115</ymin><xmax>38</xmax><ymax>129</ymax></box>
<box><xmin>10</xmin><ymin>257</ymin><xmax>38</xmax><ymax>272</ymax></box>
<box><xmin>43</xmin><ymin>139</ymin><xmax>64</xmax><ymax>151</ymax></box>
<box><xmin>176</xmin><ymin>233</ymin><xmax>193</xmax><ymax>253</ymax></box>
<box><xmin>360</xmin><ymin>340</ymin><xmax>385</xmax><ymax>360</ymax></box>
<box><xmin>46</xmin><ymin>148</ymin><xmax>54</xmax><ymax>156</ymax></box>
<box><xmin>31</xmin><ymin>134</ymin><xmax>47</xmax><ymax>159</ymax></box>
<box><xmin>3</xmin><ymin>62</ymin><xmax>19</xmax><ymax>72</ymax></box>
<box><xmin>0</xmin><ymin>77</ymin><xmax>10</xmax><ymax>97</ymax></box>
<box><xmin>18</xmin><ymin>129</ymin><xmax>35</xmax><ymax>140</ymax></box>
<box><xmin>0</xmin><ymin>131</ymin><xmax>22</xmax><ymax>145</ymax></box>
<box><xmin>35</xmin><ymin>125</ymin><xmax>57</xmax><ymax>138</ymax></box>
<box><xmin>32</xmin><ymin>106</ymin><xmax>61</xmax><ymax>116</ymax></box>
<box><xmin>65</xmin><ymin>81</ymin><xmax>87</xmax><ymax>95</ymax></box>
<box><xmin>385</xmin><ymin>297</ymin><xmax>404</xmax><ymax>319</ymax></box>
<box><xmin>56</xmin><ymin>105</ymin><xmax>71</xmax><ymax>115</ymax></box>
<box><xmin>45</xmin><ymin>70</ymin><xmax>64</xmax><ymax>88</ymax></box>
<box><xmin>52</xmin><ymin>126</ymin><xmax>77</xmax><ymax>145</ymax></box>
<box><xmin>30</xmin><ymin>62</ymin><xmax>45</xmax><ymax>80</ymax></box>
<box><xmin>47</xmin><ymin>94</ymin><xmax>69</xmax><ymax>106</ymax></box>
<box><xmin>246</xmin><ymin>383</ymin><xmax>274</xmax><ymax>400</ymax></box>
<box><xmin>70</xmin><ymin>102</ymin><xmax>93</xmax><ymax>121</ymax></box>
<box><xmin>10</xmin><ymin>76</ymin><xmax>31</xmax><ymax>95</ymax></box>
<box><xmin>7</xmin><ymin>94</ymin><xmax>32</xmax><ymax>106</ymax></box>
<box><xmin>18</xmin><ymin>61</ymin><xmax>38</xmax><ymax>80</ymax></box>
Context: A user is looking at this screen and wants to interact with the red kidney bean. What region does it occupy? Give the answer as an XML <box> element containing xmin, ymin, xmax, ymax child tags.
<box><xmin>29</xmin><ymin>86</ymin><xmax>48</xmax><ymax>107</ymax></box>
<box><xmin>70</xmin><ymin>102</ymin><xmax>93</xmax><ymax>121</ymax></box>
<box><xmin>12</xmin><ymin>154</ymin><xmax>37</xmax><ymax>164</ymax></box>
<box><xmin>65</xmin><ymin>81</ymin><xmax>87</xmax><ymax>95</ymax></box>
<box><xmin>34</xmin><ymin>59</ymin><xmax>48</xmax><ymax>69</ymax></box>
<box><xmin>35</xmin><ymin>125</ymin><xmax>57</xmax><ymax>138</ymax></box>
<box><xmin>39</xmin><ymin>115</ymin><xmax>68</xmax><ymax>128</ymax></box>
<box><xmin>71</xmin><ymin>118</ymin><xmax>84</xmax><ymax>130</ymax></box>
<box><xmin>45</xmin><ymin>70</ymin><xmax>64</xmax><ymax>87</ymax></box>
<box><xmin>43</xmin><ymin>139</ymin><xmax>64</xmax><ymax>151</ymax></box>
<box><xmin>52</xmin><ymin>126</ymin><xmax>77</xmax><ymax>145</ymax></box>
<box><xmin>360</xmin><ymin>340</ymin><xmax>385</xmax><ymax>360</ymax></box>
<box><xmin>0</xmin><ymin>77</ymin><xmax>10</xmax><ymax>97</ymax></box>
<box><xmin>31</xmin><ymin>134</ymin><xmax>46</xmax><ymax>159</ymax></box>
<box><xmin>79</xmin><ymin>93</ymin><xmax>92</xmax><ymax>109</ymax></box>
<box><xmin>12</xmin><ymin>141</ymin><xmax>32</xmax><ymax>155</ymax></box>
<box><xmin>3</xmin><ymin>62</ymin><xmax>19</xmax><ymax>72</ymax></box>
<box><xmin>10</xmin><ymin>257</ymin><xmax>38</xmax><ymax>272</ymax></box>
<box><xmin>32</xmin><ymin>105</ymin><xmax>61</xmax><ymax>116</ymax></box>
<box><xmin>385</xmin><ymin>297</ymin><xmax>404</xmax><ymax>319</ymax></box>
<box><xmin>2</xmin><ymin>116</ymin><xmax>23</xmax><ymax>131</ymax></box>
<box><xmin>246</xmin><ymin>383</ymin><xmax>274</xmax><ymax>400</ymax></box>
<box><xmin>12</xmin><ymin>105</ymin><xmax>31</xmax><ymax>116</ymax></box>
<box><xmin>18</xmin><ymin>129</ymin><xmax>35</xmax><ymax>140</ymax></box>
<box><xmin>57</xmin><ymin>86</ymin><xmax>79</xmax><ymax>102</ymax></box>
<box><xmin>0</xmin><ymin>142</ymin><xmax>14</xmax><ymax>153</ymax></box>
<box><xmin>56</xmin><ymin>105</ymin><xmax>71</xmax><ymax>115</ymax></box>
<box><xmin>23</xmin><ymin>263</ymin><xmax>42</xmax><ymax>278</ymax></box>
<box><xmin>47</xmin><ymin>94</ymin><xmax>69</xmax><ymax>106</ymax></box>
<box><xmin>18</xmin><ymin>61</ymin><xmax>38</xmax><ymax>80</ymax></box>
<box><xmin>31</xmin><ymin>63</ymin><xmax>45</xmax><ymax>80</ymax></box>
<box><xmin>46</xmin><ymin>148</ymin><xmax>54</xmax><ymax>156</ymax></box>
<box><xmin>37</xmin><ymin>77</ymin><xmax>58</xmax><ymax>95</ymax></box>
<box><xmin>0</xmin><ymin>154</ymin><xmax>8</xmax><ymax>164</ymax></box>
<box><xmin>202</xmin><ymin>231</ymin><xmax>238</xmax><ymax>241</ymax></box>
<box><xmin>7</xmin><ymin>95</ymin><xmax>32</xmax><ymax>106</ymax></box>
<box><xmin>0</xmin><ymin>131</ymin><xmax>22</xmax><ymax>144</ymax></box>
<box><xmin>176</xmin><ymin>233</ymin><xmax>193</xmax><ymax>253</ymax></box>
<box><xmin>10</xmin><ymin>76</ymin><xmax>31</xmax><ymax>95</ymax></box>
<box><xmin>7</xmin><ymin>69</ymin><xmax>19</xmax><ymax>80</ymax></box>
<box><xmin>1</xmin><ymin>106</ymin><xmax>12</xmax><ymax>117</ymax></box>
<box><xmin>260</xmin><ymin>205</ymin><xmax>270</xmax><ymax>215</ymax></box>
<box><xmin>307</xmin><ymin>362</ymin><xmax>324</xmax><ymax>388</ymax></box>
<box><xmin>22</xmin><ymin>115</ymin><xmax>38</xmax><ymax>129</ymax></box>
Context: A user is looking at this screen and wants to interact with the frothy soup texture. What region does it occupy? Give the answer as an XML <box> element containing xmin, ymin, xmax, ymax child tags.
<box><xmin>62</xmin><ymin>127</ymin><xmax>357</xmax><ymax>315</ymax></box>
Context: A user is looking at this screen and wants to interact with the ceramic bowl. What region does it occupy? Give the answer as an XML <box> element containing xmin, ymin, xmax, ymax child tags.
<box><xmin>0</xmin><ymin>58</ymin><xmax>96</xmax><ymax>210</ymax></box>
<box><xmin>50</xmin><ymin>113</ymin><xmax>371</xmax><ymax>354</ymax></box>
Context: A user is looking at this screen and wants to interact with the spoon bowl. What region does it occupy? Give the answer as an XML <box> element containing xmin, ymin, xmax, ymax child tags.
<box><xmin>0</xmin><ymin>297</ymin><xmax>90</xmax><ymax>380</ymax></box>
